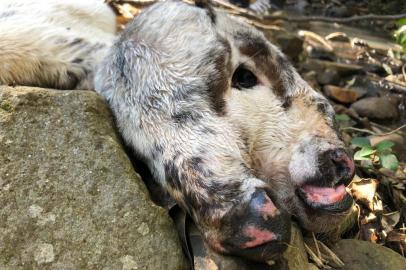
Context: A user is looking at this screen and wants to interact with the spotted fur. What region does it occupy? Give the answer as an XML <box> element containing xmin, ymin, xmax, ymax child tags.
<box><xmin>96</xmin><ymin>1</ymin><xmax>355</xmax><ymax>261</ymax></box>
<box><xmin>0</xmin><ymin>0</ymin><xmax>116</xmax><ymax>89</ymax></box>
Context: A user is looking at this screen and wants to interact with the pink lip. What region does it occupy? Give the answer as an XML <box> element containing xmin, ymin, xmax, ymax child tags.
<box><xmin>301</xmin><ymin>184</ymin><xmax>347</xmax><ymax>205</ymax></box>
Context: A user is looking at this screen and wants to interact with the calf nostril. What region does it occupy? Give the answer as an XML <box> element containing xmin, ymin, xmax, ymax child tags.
<box><xmin>330</xmin><ymin>148</ymin><xmax>346</xmax><ymax>163</ymax></box>
<box><xmin>330</xmin><ymin>148</ymin><xmax>355</xmax><ymax>182</ymax></box>
<box><xmin>249</xmin><ymin>190</ymin><xmax>279</xmax><ymax>218</ymax></box>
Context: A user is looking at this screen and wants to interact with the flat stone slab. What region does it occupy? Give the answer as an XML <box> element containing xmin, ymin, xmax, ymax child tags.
<box><xmin>0</xmin><ymin>87</ymin><xmax>187</xmax><ymax>270</ymax></box>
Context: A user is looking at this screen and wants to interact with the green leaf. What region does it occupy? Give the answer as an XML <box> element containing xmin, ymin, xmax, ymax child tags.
<box><xmin>380</xmin><ymin>154</ymin><xmax>399</xmax><ymax>171</ymax></box>
<box><xmin>354</xmin><ymin>149</ymin><xmax>372</xmax><ymax>161</ymax></box>
<box><xmin>335</xmin><ymin>114</ymin><xmax>351</xmax><ymax>121</ymax></box>
<box><xmin>351</xmin><ymin>137</ymin><xmax>371</xmax><ymax>148</ymax></box>
<box><xmin>376</xmin><ymin>140</ymin><xmax>395</xmax><ymax>153</ymax></box>
<box><xmin>396</xmin><ymin>18</ymin><xmax>406</xmax><ymax>26</ymax></box>
<box><xmin>395</xmin><ymin>25</ymin><xmax>406</xmax><ymax>51</ymax></box>
<box><xmin>360</xmin><ymin>146</ymin><xmax>376</xmax><ymax>157</ymax></box>
<box><xmin>354</xmin><ymin>150</ymin><xmax>368</xmax><ymax>161</ymax></box>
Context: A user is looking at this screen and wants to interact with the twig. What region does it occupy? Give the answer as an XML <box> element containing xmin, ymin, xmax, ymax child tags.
<box><xmin>375</xmin><ymin>124</ymin><xmax>406</xmax><ymax>136</ymax></box>
<box><xmin>211</xmin><ymin>0</ymin><xmax>257</xmax><ymax>17</ymax></box>
<box><xmin>233</xmin><ymin>15</ymin><xmax>281</xmax><ymax>30</ymax></box>
<box><xmin>402</xmin><ymin>64</ymin><xmax>406</xmax><ymax>83</ymax></box>
<box><xmin>107</xmin><ymin>0</ymin><xmax>156</xmax><ymax>4</ymax></box>
<box><xmin>342</xmin><ymin>124</ymin><xmax>406</xmax><ymax>136</ymax></box>
<box><xmin>262</xmin><ymin>13</ymin><xmax>406</xmax><ymax>23</ymax></box>
<box><xmin>312</xmin><ymin>233</ymin><xmax>322</xmax><ymax>260</ymax></box>
<box><xmin>340</xmin><ymin>127</ymin><xmax>377</xmax><ymax>135</ymax></box>
<box><xmin>298</xmin><ymin>30</ymin><xmax>334</xmax><ymax>52</ymax></box>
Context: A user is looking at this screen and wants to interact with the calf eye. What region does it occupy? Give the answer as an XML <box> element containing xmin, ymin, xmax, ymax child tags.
<box><xmin>232</xmin><ymin>65</ymin><xmax>258</xmax><ymax>89</ymax></box>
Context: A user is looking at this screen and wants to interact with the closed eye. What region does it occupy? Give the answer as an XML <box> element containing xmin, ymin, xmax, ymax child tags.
<box><xmin>232</xmin><ymin>64</ymin><xmax>258</xmax><ymax>90</ymax></box>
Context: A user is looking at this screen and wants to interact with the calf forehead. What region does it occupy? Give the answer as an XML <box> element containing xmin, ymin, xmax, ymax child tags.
<box><xmin>215</xmin><ymin>13</ymin><xmax>336</xmax><ymax>124</ymax></box>
<box><xmin>215</xmin><ymin>13</ymin><xmax>304</xmax><ymax>97</ymax></box>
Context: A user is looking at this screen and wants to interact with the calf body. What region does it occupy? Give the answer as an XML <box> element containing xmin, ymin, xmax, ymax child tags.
<box><xmin>96</xmin><ymin>1</ymin><xmax>354</xmax><ymax>261</ymax></box>
<box><xmin>0</xmin><ymin>0</ymin><xmax>116</xmax><ymax>89</ymax></box>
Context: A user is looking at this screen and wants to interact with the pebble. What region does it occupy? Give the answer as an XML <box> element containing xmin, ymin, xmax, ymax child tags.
<box><xmin>34</xmin><ymin>243</ymin><xmax>55</xmax><ymax>264</ymax></box>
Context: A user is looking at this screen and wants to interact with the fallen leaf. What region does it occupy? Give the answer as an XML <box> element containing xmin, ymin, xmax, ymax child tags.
<box><xmin>349</xmin><ymin>178</ymin><xmax>378</xmax><ymax>210</ymax></box>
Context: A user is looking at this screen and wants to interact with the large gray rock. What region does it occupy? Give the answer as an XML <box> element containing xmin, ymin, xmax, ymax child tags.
<box><xmin>331</xmin><ymin>239</ymin><xmax>406</xmax><ymax>270</ymax></box>
<box><xmin>0</xmin><ymin>87</ymin><xmax>187</xmax><ymax>270</ymax></box>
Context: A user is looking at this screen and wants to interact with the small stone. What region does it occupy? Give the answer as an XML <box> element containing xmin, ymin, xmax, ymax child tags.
<box><xmin>28</xmin><ymin>204</ymin><xmax>44</xmax><ymax>218</ymax></box>
<box><xmin>306</xmin><ymin>59</ymin><xmax>363</xmax><ymax>76</ymax></box>
<box><xmin>38</xmin><ymin>213</ymin><xmax>56</xmax><ymax>226</ymax></box>
<box><xmin>120</xmin><ymin>255</ymin><xmax>138</xmax><ymax>270</ymax></box>
<box><xmin>2</xmin><ymin>183</ymin><xmax>11</xmax><ymax>191</ymax></box>
<box><xmin>323</xmin><ymin>85</ymin><xmax>359</xmax><ymax>104</ymax></box>
<box><xmin>351</xmin><ymin>97</ymin><xmax>399</xmax><ymax>120</ymax></box>
<box><xmin>34</xmin><ymin>243</ymin><xmax>55</xmax><ymax>264</ymax></box>
<box><xmin>325</xmin><ymin>5</ymin><xmax>350</xmax><ymax>18</ymax></box>
<box><xmin>316</xmin><ymin>69</ymin><xmax>340</xmax><ymax>85</ymax></box>
<box><xmin>137</xmin><ymin>222</ymin><xmax>150</xmax><ymax>236</ymax></box>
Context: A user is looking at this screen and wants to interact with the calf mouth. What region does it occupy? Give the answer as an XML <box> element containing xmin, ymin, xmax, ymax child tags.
<box><xmin>296</xmin><ymin>176</ymin><xmax>354</xmax><ymax>213</ymax></box>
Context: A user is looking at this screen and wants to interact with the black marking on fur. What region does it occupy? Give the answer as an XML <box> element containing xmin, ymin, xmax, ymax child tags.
<box><xmin>199</xmin><ymin>126</ymin><xmax>217</xmax><ymax>135</ymax></box>
<box><xmin>275</xmin><ymin>54</ymin><xmax>291</xmax><ymax>71</ymax></box>
<box><xmin>164</xmin><ymin>161</ymin><xmax>183</xmax><ymax>191</ymax></box>
<box><xmin>172</xmin><ymin>110</ymin><xmax>203</xmax><ymax>124</ymax></box>
<box><xmin>195</xmin><ymin>0</ymin><xmax>216</xmax><ymax>24</ymax></box>
<box><xmin>281</xmin><ymin>96</ymin><xmax>292</xmax><ymax>109</ymax></box>
<box><xmin>310</xmin><ymin>96</ymin><xmax>336</xmax><ymax>123</ymax></box>
<box><xmin>0</xmin><ymin>10</ymin><xmax>16</xmax><ymax>18</ymax></box>
<box><xmin>207</xmin><ymin>181</ymin><xmax>242</xmax><ymax>200</ymax></box>
<box><xmin>187</xmin><ymin>156</ymin><xmax>212</xmax><ymax>178</ymax></box>
<box><xmin>235</xmin><ymin>31</ymin><xmax>269</xmax><ymax>58</ymax></box>
<box><xmin>205</xmin><ymin>38</ymin><xmax>232</xmax><ymax>115</ymax></box>
<box><xmin>72</xmin><ymin>58</ymin><xmax>83</xmax><ymax>64</ymax></box>
<box><xmin>235</xmin><ymin>32</ymin><xmax>291</xmax><ymax>99</ymax></box>
<box><xmin>316</xmin><ymin>101</ymin><xmax>330</xmax><ymax>116</ymax></box>
<box><xmin>332</xmin><ymin>119</ymin><xmax>343</xmax><ymax>140</ymax></box>
<box><xmin>151</xmin><ymin>143</ymin><xmax>164</xmax><ymax>159</ymax></box>
<box><xmin>70</xmin><ymin>38</ymin><xmax>84</xmax><ymax>46</ymax></box>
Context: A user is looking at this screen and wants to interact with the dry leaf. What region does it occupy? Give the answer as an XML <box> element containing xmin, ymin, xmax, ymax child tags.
<box><xmin>349</xmin><ymin>178</ymin><xmax>378</xmax><ymax>210</ymax></box>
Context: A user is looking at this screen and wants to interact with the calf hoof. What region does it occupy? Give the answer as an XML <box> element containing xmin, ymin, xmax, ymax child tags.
<box><xmin>210</xmin><ymin>190</ymin><xmax>291</xmax><ymax>261</ymax></box>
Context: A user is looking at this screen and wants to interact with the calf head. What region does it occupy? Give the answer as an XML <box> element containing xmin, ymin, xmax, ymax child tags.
<box><xmin>220</xmin><ymin>18</ymin><xmax>355</xmax><ymax>232</ymax></box>
<box><xmin>96</xmin><ymin>0</ymin><xmax>355</xmax><ymax>262</ymax></box>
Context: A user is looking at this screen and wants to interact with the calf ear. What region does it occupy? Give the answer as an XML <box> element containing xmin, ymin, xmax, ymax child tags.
<box><xmin>94</xmin><ymin>40</ymin><xmax>151</xmax><ymax>102</ymax></box>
